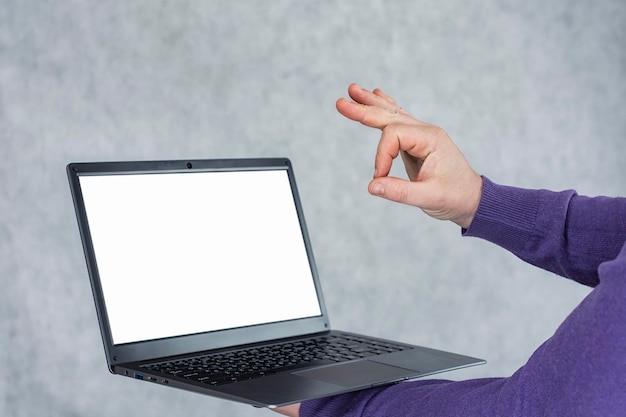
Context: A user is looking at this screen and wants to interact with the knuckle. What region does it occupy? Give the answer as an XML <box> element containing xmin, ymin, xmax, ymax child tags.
<box><xmin>428</xmin><ymin>125</ymin><xmax>447</xmax><ymax>138</ymax></box>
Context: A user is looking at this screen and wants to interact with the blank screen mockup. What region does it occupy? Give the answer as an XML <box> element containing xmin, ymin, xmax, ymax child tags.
<box><xmin>78</xmin><ymin>169</ymin><xmax>322</xmax><ymax>345</ymax></box>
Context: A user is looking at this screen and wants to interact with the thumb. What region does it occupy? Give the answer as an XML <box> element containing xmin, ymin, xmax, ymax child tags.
<box><xmin>368</xmin><ymin>177</ymin><xmax>417</xmax><ymax>206</ymax></box>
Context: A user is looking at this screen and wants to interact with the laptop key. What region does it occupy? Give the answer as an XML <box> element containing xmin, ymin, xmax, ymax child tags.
<box><xmin>142</xmin><ymin>334</ymin><xmax>413</xmax><ymax>387</ymax></box>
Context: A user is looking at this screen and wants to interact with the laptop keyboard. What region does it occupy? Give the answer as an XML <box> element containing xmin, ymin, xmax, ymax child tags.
<box><xmin>141</xmin><ymin>334</ymin><xmax>410</xmax><ymax>386</ymax></box>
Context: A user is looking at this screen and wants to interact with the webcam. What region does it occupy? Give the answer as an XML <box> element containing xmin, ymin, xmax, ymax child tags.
<box><xmin>186</xmin><ymin>162</ymin><xmax>193</xmax><ymax>169</ymax></box>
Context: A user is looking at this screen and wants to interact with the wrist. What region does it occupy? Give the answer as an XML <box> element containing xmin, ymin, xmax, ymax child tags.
<box><xmin>455</xmin><ymin>174</ymin><xmax>483</xmax><ymax>229</ymax></box>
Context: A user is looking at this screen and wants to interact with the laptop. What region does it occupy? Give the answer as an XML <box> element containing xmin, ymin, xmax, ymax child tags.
<box><xmin>67</xmin><ymin>157</ymin><xmax>485</xmax><ymax>408</ymax></box>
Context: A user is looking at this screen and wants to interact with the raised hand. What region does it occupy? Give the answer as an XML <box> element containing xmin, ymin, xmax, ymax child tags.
<box><xmin>336</xmin><ymin>83</ymin><xmax>482</xmax><ymax>229</ymax></box>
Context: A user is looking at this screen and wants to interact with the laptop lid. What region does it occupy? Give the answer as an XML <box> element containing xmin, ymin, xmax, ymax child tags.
<box><xmin>67</xmin><ymin>158</ymin><xmax>331</xmax><ymax>369</ymax></box>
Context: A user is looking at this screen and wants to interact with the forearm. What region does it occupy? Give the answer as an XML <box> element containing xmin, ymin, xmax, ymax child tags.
<box><xmin>301</xmin><ymin>241</ymin><xmax>626</xmax><ymax>416</ymax></box>
<box><xmin>300</xmin><ymin>377</ymin><xmax>520</xmax><ymax>417</ymax></box>
<box><xmin>464</xmin><ymin>177</ymin><xmax>626</xmax><ymax>286</ymax></box>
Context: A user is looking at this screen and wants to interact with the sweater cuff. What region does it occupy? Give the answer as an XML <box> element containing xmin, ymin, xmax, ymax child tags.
<box><xmin>462</xmin><ymin>176</ymin><xmax>540</xmax><ymax>251</ymax></box>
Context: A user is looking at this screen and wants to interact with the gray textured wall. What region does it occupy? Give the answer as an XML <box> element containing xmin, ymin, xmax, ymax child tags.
<box><xmin>2</xmin><ymin>1</ymin><xmax>625</xmax><ymax>416</ymax></box>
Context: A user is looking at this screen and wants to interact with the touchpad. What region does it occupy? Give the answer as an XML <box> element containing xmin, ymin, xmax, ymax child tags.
<box><xmin>294</xmin><ymin>360</ymin><xmax>415</xmax><ymax>387</ymax></box>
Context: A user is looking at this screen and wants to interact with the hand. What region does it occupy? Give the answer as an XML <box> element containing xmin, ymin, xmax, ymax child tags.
<box><xmin>272</xmin><ymin>403</ymin><xmax>300</xmax><ymax>417</ymax></box>
<box><xmin>336</xmin><ymin>83</ymin><xmax>482</xmax><ymax>229</ymax></box>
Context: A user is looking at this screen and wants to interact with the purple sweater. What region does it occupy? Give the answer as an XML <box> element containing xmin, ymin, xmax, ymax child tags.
<box><xmin>301</xmin><ymin>177</ymin><xmax>626</xmax><ymax>417</ymax></box>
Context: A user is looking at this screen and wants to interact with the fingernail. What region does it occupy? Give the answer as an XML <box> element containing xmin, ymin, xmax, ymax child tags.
<box><xmin>371</xmin><ymin>183</ymin><xmax>384</xmax><ymax>196</ymax></box>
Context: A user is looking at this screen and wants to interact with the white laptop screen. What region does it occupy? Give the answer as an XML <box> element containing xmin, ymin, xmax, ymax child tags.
<box><xmin>78</xmin><ymin>169</ymin><xmax>322</xmax><ymax>345</ymax></box>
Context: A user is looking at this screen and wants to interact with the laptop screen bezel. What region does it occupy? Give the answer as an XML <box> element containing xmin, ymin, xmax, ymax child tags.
<box><xmin>67</xmin><ymin>158</ymin><xmax>331</xmax><ymax>367</ymax></box>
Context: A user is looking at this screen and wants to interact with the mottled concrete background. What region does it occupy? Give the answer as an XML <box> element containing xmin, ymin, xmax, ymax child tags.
<box><xmin>1</xmin><ymin>1</ymin><xmax>625</xmax><ymax>416</ymax></box>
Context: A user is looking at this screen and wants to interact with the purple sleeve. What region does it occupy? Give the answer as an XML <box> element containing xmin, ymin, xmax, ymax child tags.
<box><xmin>300</xmin><ymin>177</ymin><xmax>626</xmax><ymax>416</ymax></box>
<box><xmin>464</xmin><ymin>177</ymin><xmax>626</xmax><ymax>286</ymax></box>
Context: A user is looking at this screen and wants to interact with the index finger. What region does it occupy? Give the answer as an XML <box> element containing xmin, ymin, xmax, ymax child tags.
<box><xmin>374</xmin><ymin>123</ymin><xmax>439</xmax><ymax>177</ymax></box>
